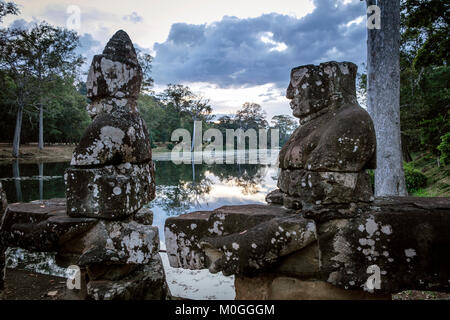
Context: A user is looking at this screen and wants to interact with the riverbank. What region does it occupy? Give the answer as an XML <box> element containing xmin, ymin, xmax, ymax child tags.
<box><xmin>0</xmin><ymin>144</ymin><xmax>75</xmax><ymax>165</ymax></box>
<box><xmin>0</xmin><ymin>143</ymin><xmax>171</xmax><ymax>165</ymax></box>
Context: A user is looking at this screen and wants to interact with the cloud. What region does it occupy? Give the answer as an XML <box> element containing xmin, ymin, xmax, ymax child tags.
<box><xmin>123</xmin><ymin>12</ymin><xmax>143</xmax><ymax>24</ymax></box>
<box><xmin>76</xmin><ymin>33</ymin><xmax>102</xmax><ymax>73</ymax></box>
<box><xmin>152</xmin><ymin>0</ymin><xmax>367</xmax><ymax>89</ymax></box>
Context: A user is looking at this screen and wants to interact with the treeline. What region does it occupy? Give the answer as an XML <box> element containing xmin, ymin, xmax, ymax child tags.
<box><xmin>138</xmin><ymin>87</ymin><xmax>297</xmax><ymax>148</ymax></box>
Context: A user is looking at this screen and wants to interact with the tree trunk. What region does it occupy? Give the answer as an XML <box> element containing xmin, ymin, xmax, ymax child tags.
<box><xmin>38</xmin><ymin>104</ymin><xmax>44</xmax><ymax>150</ymax></box>
<box><xmin>12</xmin><ymin>102</ymin><xmax>23</xmax><ymax>158</ymax></box>
<box><xmin>12</xmin><ymin>159</ymin><xmax>22</xmax><ymax>202</ymax></box>
<box><xmin>38</xmin><ymin>162</ymin><xmax>44</xmax><ymax>200</ymax></box>
<box><xmin>366</xmin><ymin>0</ymin><xmax>407</xmax><ymax>196</ymax></box>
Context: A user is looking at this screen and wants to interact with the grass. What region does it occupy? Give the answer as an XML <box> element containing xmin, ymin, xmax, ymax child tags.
<box><xmin>0</xmin><ymin>143</ymin><xmax>75</xmax><ymax>164</ymax></box>
<box><xmin>408</xmin><ymin>152</ymin><xmax>450</xmax><ymax>197</ymax></box>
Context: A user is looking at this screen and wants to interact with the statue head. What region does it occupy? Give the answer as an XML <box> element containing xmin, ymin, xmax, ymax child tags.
<box><xmin>86</xmin><ymin>30</ymin><xmax>142</xmax><ymax>118</ymax></box>
<box><xmin>286</xmin><ymin>61</ymin><xmax>358</xmax><ymax>119</ymax></box>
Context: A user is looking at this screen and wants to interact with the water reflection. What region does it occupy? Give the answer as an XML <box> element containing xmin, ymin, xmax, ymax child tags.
<box><xmin>0</xmin><ymin>161</ymin><xmax>69</xmax><ymax>203</ymax></box>
<box><xmin>0</xmin><ymin>158</ymin><xmax>279</xmax><ymax>242</ymax></box>
<box><xmin>1</xmin><ymin>157</ymin><xmax>279</xmax><ymax>285</ymax></box>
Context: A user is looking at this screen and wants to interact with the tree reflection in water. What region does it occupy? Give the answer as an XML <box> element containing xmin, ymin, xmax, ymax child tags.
<box><xmin>150</xmin><ymin>161</ymin><xmax>273</xmax><ymax>216</ymax></box>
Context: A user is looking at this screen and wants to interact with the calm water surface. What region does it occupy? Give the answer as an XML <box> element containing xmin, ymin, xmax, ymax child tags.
<box><xmin>0</xmin><ymin>156</ymin><xmax>280</xmax><ymax>244</ymax></box>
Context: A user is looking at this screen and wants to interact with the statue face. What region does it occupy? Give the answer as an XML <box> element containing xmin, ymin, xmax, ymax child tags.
<box><xmin>286</xmin><ymin>62</ymin><xmax>358</xmax><ymax>120</ymax></box>
<box><xmin>286</xmin><ymin>66</ymin><xmax>330</xmax><ymax>118</ymax></box>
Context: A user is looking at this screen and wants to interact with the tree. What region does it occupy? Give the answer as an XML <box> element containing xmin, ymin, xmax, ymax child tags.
<box><xmin>0</xmin><ymin>1</ymin><xmax>18</xmax><ymax>24</ymax></box>
<box><xmin>159</xmin><ymin>84</ymin><xmax>194</xmax><ymax>113</ymax></box>
<box><xmin>0</xmin><ymin>21</ymin><xmax>84</xmax><ymax>156</ymax></box>
<box><xmin>234</xmin><ymin>102</ymin><xmax>268</xmax><ymax>130</ymax></box>
<box><xmin>366</xmin><ymin>0</ymin><xmax>407</xmax><ymax>196</ymax></box>
<box><xmin>401</xmin><ymin>0</ymin><xmax>449</xmax><ymax>69</ymax></box>
<box><xmin>136</xmin><ymin>49</ymin><xmax>154</xmax><ymax>94</ymax></box>
<box><xmin>160</xmin><ymin>84</ymin><xmax>213</xmax><ymax>151</ymax></box>
<box><xmin>399</xmin><ymin>0</ymin><xmax>449</xmax><ymax>163</ymax></box>
<box><xmin>271</xmin><ymin>115</ymin><xmax>297</xmax><ymax>146</ymax></box>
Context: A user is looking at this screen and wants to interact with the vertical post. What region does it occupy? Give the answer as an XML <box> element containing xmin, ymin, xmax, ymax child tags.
<box><xmin>366</xmin><ymin>0</ymin><xmax>407</xmax><ymax>196</ymax></box>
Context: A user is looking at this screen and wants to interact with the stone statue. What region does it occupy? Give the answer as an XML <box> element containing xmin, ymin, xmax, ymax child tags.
<box><xmin>66</xmin><ymin>30</ymin><xmax>155</xmax><ymax>219</ymax></box>
<box><xmin>267</xmin><ymin>61</ymin><xmax>376</xmax><ymax>209</ymax></box>
<box><xmin>163</xmin><ymin>61</ymin><xmax>450</xmax><ymax>299</ymax></box>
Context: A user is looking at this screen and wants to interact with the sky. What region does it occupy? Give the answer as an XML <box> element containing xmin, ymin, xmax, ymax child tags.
<box><xmin>3</xmin><ymin>0</ymin><xmax>369</xmax><ymax>119</ymax></box>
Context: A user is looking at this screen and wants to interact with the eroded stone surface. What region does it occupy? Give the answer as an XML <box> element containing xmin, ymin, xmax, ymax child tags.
<box><xmin>317</xmin><ymin>197</ymin><xmax>450</xmax><ymax>293</ymax></box>
<box><xmin>66</xmin><ymin>162</ymin><xmax>155</xmax><ymax>219</ymax></box>
<box><xmin>278</xmin><ymin>169</ymin><xmax>373</xmax><ymax>208</ymax></box>
<box><xmin>87</xmin><ymin>254</ymin><xmax>170</xmax><ymax>300</ymax></box>
<box><xmin>273</xmin><ymin>61</ymin><xmax>376</xmax><ymax>208</ymax></box>
<box><xmin>0</xmin><ymin>182</ymin><xmax>7</xmax><ymax>215</ymax></box>
<box><xmin>133</xmin><ymin>207</ymin><xmax>153</xmax><ymax>226</ymax></box>
<box><xmin>58</xmin><ymin>220</ymin><xmax>159</xmax><ymax>265</ymax></box>
<box><xmin>86</xmin><ymin>30</ymin><xmax>142</xmax><ymax>103</ymax></box>
<box><xmin>235</xmin><ymin>275</ymin><xmax>390</xmax><ymax>300</ymax></box>
<box><xmin>0</xmin><ymin>199</ymin><xmax>98</xmax><ymax>252</ymax></box>
<box><xmin>0</xmin><ymin>182</ymin><xmax>6</xmax><ymax>289</ymax></box>
<box><xmin>165</xmin><ymin>205</ymin><xmax>293</xmax><ymax>270</ymax></box>
<box><xmin>201</xmin><ymin>215</ymin><xmax>317</xmax><ymax>276</ymax></box>
<box><xmin>71</xmin><ymin>111</ymin><xmax>152</xmax><ymax>166</ymax></box>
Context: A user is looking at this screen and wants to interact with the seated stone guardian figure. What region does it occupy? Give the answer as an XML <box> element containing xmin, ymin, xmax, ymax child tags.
<box><xmin>267</xmin><ymin>61</ymin><xmax>376</xmax><ymax>209</ymax></box>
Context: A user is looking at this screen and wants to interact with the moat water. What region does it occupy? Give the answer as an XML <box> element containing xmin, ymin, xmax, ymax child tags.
<box><xmin>0</xmin><ymin>152</ymin><xmax>280</xmax><ymax>299</ymax></box>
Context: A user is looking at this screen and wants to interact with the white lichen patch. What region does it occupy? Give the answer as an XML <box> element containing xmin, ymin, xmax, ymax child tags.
<box><xmin>405</xmin><ymin>248</ymin><xmax>416</xmax><ymax>258</ymax></box>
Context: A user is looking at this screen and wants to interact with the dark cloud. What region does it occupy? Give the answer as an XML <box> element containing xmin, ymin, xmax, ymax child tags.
<box><xmin>152</xmin><ymin>0</ymin><xmax>367</xmax><ymax>88</ymax></box>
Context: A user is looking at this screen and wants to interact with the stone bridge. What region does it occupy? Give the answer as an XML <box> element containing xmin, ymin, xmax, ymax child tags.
<box><xmin>0</xmin><ymin>36</ymin><xmax>449</xmax><ymax>300</ymax></box>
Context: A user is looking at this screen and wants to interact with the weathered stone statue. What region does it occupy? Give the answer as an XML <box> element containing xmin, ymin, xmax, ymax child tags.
<box><xmin>267</xmin><ymin>61</ymin><xmax>376</xmax><ymax>209</ymax></box>
<box><xmin>163</xmin><ymin>61</ymin><xmax>450</xmax><ymax>300</ymax></box>
<box><xmin>66</xmin><ymin>30</ymin><xmax>155</xmax><ymax>219</ymax></box>
<box><xmin>0</xmin><ymin>31</ymin><xmax>170</xmax><ymax>300</ymax></box>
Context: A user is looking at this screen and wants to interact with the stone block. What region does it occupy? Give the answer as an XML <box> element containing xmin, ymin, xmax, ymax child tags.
<box><xmin>317</xmin><ymin>197</ymin><xmax>450</xmax><ymax>293</ymax></box>
<box><xmin>70</xmin><ymin>111</ymin><xmax>152</xmax><ymax>166</ymax></box>
<box><xmin>0</xmin><ymin>199</ymin><xmax>98</xmax><ymax>252</ymax></box>
<box><xmin>59</xmin><ymin>220</ymin><xmax>159</xmax><ymax>265</ymax></box>
<box><xmin>278</xmin><ymin>169</ymin><xmax>373</xmax><ymax>207</ymax></box>
<box><xmin>66</xmin><ymin>162</ymin><xmax>155</xmax><ymax>219</ymax></box>
<box><xmin>165</xmin><ymin>205</ymin><xmax>293</xmax><ymax>270</ymax></box>
<box><xmin>87</xmin><ymin>254</ymin><xmax>171</xmax><ymax>300</ymax></box>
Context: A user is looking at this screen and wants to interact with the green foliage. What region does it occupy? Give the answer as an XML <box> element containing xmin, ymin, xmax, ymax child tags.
<box><xmin>167</xmin><ymin>143</ymin><xmax>174</xmax><ymax>151</ymax></box>
<box><xmin>403</xmin><ymin>163</ymin><xmax>428</xmax><ymax>192</ymax></box>
<box><xmin>401</xmin><ymin>0</ymin><xmax>449</xmax><ymax>68</ymax></box>
<box><xmin>400</xmin><ymin>1</ymin><xmax>449</xmax><ymax>158</ymax></box>
<box><xmin>271</xmin><ymin>114</ymin><xmax>297</xmax><ymax>146</ymax></box>
<box><xmin>438</xmin><ymin>132</ymin><xmax>450</xmax><ymax>165</ymax></box>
